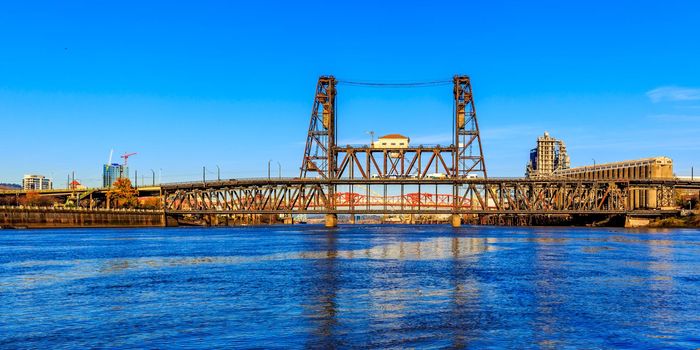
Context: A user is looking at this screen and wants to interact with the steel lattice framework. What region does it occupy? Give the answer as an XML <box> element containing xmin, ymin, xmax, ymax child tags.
<box><xmin>454</xmin><ymin>76</ymin><xmax>487</xmax><ymax>178</ymax></box>
<box><xmin>163</xmin><ymin>178</ymin><xmax>680</xmax><ymax>215</ymax></box>
<box><xmin>300</xmin><ymin>75</ymin><xmax>487</xmax><ymax>181</ymax></box>
<box><xmin>300</xmin><ymin>76</ymin><xmax>337</xmax><ymax>179</ymax></box>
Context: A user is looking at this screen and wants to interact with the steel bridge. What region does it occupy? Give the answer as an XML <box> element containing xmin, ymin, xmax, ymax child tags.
<box><xmin>159</xmin><ymin>75</ymin><xmax>699</xmax><ymax>227</ymax></box>
<box><xmin>3</xmin><ymin>76</ymin><xmax>694</xmax><ymax>226</ymax></box>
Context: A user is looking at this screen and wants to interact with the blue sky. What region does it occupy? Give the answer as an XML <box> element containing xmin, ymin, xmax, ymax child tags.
<box><xmin>1</xmin><ymin>1</ymin><xmax>699</xmax><ymax>186</ymax></box>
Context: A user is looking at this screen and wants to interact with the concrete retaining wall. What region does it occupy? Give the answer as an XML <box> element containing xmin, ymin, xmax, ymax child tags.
<box><xmin>0</xmin><ymin>206</ymin><xmax>165</xmax><ymax>229</ymax></box>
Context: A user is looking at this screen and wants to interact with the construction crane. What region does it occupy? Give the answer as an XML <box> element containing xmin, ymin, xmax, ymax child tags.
<box><xmin>121</xmin><ymin>152</ymin><xmax>137</xmax><ymax>166</ymax></box>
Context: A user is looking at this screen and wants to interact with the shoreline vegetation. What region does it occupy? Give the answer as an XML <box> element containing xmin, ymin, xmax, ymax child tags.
<box><xmin>648</xmin><ymin>214</ymin><xmax>700</xmax><ymax>228</ymax></box>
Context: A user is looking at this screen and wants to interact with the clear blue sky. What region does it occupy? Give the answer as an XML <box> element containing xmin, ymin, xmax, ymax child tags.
<box><xmin>1</xmin><ymin>1</ymin><xmax>699</xmax><ymax>187</ymax></box>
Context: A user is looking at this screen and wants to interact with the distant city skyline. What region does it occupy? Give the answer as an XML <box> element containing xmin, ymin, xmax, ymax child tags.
<box><xmin>1</xmin><ymin>1</ymin><xmax>699</xmax><ymax>187</ymax></box>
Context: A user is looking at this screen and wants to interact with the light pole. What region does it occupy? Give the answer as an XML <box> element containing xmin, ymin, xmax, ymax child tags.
<box><xmin>367</xmin><ymin>130</ymin><xmax>375</xmax><ymax>146</ymax></box>
<box><xmin>203</xmin><ymin>166</ymin><xmax>206</xmax><ymax>184</ymax></box>
<box><xmin>277</xmin><ymin>161</ymin><xmax>281</xmax><ymax>179</ymax></box>
<box><xmin>150</xmin><ymin>169</ymin><xmax>155</xmax><ymax>186</ymax></box>
<box><xmin>216</xmin><ymin>165</ymin><xmax>220</xmax><ymax>181</ymax></box>
<box><xmin>267</xmin><ymin>160</ymin><xmax>272</xmax><ymax>180</ymax></box>
<box><xmin>592</xmin><ymin>158</ymin><xmax>596</xmax><ymax>180</ymax></box>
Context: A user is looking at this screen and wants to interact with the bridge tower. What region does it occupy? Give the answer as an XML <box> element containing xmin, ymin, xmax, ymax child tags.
<box><xmin>300</xmin><ymin>76</ymin><xmax>338</xmax><ymax>227</ymax></box>
<box><xmin>300</xmin><ymin>76</ymin><xmax>337</xmax><ymax>179</ymax></box>
<box><xmin>452</xmin><ymin>76</ymin><xmax>487</xmax><ymax>227</ymax></box>
<box><xmin>453</xmin><ymin>75</ymin><xmax>487</xmax><ymax>179</ymax></box>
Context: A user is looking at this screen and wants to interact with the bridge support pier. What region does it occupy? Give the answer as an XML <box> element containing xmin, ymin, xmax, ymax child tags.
<box><xmin>325</xmin><ymin>214</ymin><xmax>338</xmax><ymax>228</ymax></box>
<box><xmin>625</xmin><ymin>215</ymin><xmax>652</xmax><ymax>228</ymax></box>
<box><xmin>283</xmin><ymin>215</ymin><xmax>294</xmax><ymax>225</ymax></box>
<box><xmin>451</xmin><ymin>214</ymin><xmax>462</xmax><ymax>228</ymax></box>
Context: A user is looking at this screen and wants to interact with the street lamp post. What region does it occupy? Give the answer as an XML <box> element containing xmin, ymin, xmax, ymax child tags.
<box><xmin>267</xmin><ymin>160</ymin><xmax>272</xmax><ymax>180</ymax></box>
<box><xmin>277</xmin><ymin>161</ymin><xmax>281</xmax><ymax>179</ymax></box>
<box><xmin>216</xmin><ymin>165</ymin><xmax>220</xmax><ymax>181</ymax></box>
<box><xmin>592</xmin><ymin>158</ymin><xmax>596</xmax><ymax>180</ymax></box>
<box><xmin>203</xmin><ymin>166</ymin><xmax>206</xmax><ymax>184</ymax></box>
<box><xmin>150</xmin><ymin>169</ymin><xmax>155</xmax><ymax>186</ymax></box>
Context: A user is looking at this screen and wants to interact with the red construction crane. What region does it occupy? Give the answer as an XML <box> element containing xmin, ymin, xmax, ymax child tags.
<box><xmin>121</xmin><ymin>152</ymin><xmax>137</xmax><ymax>166</ymax></box>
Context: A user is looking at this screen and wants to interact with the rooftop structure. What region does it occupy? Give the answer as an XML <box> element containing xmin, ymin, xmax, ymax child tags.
<box><xmin>372</xmin><ymin>134</ymin><xmax>410</xmax><ymax>149</ymax></box>
<box><xmin>555</xmin><ymin>157</ymin><xmax>673</xmax><ymax>180</ymax></box>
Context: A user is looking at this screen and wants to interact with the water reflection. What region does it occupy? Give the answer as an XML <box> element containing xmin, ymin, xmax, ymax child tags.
<box><xmin>303</xmin><ymin>233</ymin><xmax>340</xmax><ymax>348</ymax></box>
<box><xmin>1</xmin><ymin>237</ymin><xmax>498</xmax><ymax>290</ymax></box>
<box><xmin>449</xmin><ymin>236</ymin><xmax>483</xmax><ymax>347</ymax></box>
<box><xmin>532</xmin><ymin>233</ymin><xmax>568</xmax><ymax>349</ymax></box>
<box><xmin>644</xmin><ymin>236</ymin><xmax>679</xmax><ymax>340</ymax></box>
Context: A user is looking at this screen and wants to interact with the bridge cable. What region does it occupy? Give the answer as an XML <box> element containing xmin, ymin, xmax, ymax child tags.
<box><xmin>337</xmin><ymin>79</ymin><xmax>452</xmax><ymax>88</ymax></box>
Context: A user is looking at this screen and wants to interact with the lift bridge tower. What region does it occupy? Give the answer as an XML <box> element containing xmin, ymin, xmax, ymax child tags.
<box><xmin>299</xmin><ymin>75</ymin><xmax>487</xmax><ymax>227</ymax></box>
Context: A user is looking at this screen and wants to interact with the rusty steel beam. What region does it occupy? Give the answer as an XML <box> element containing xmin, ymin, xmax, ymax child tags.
<box><xmin>162</xmin><ymin>178</ymin><xmax>678</xmax><ymax>215</ymax></box>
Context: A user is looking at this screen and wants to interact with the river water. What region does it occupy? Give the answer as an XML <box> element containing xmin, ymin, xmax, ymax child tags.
<box><xmin>1</xmin><ymin>225</ymin><xmax>700</xmax><ymax>349</ymax></box>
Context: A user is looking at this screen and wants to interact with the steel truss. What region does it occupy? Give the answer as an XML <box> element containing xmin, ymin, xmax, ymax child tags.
<box><xmin>163</xmin><ymin>179</ymin><xmax>677</xmax><ymax>215</ymax></box>
<box><xmin>334</xmin><ymin>146</ymin><xmax>455</xmax><ymax>179</ymax></box>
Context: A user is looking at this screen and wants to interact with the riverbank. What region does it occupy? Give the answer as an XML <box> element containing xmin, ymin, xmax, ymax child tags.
<box><xmin>648</xmin><ymin>214</ymin><xmax>700</xmax><ymax>228</ymax></box>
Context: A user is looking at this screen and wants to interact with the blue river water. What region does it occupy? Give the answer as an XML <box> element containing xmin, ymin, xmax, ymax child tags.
<box><xmin>1</xmin><ymin>225</ymin><xmax>700</xmax><ymax>349</ymax></box>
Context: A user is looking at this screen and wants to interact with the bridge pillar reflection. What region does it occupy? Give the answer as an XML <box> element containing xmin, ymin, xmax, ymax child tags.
<box><xmin>325</xmin><ymin>214</ymin><xmax>338</xmax><ymax>228</ymax></box>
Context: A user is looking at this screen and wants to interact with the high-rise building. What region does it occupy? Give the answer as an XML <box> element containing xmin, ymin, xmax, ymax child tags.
<box><xmin>526</xmin><ymin>132</ymin><xmax>570</xmax><ymax>178</ymax></box>
<box><xmin>103</xmin><ymin>163</ymin><xmax>128</xmax><ymax>188</ymax></box>
<box><xmin>22</xmin><ymin>174</ymin><xmax>53</xmax><ymax>190</ymax></box>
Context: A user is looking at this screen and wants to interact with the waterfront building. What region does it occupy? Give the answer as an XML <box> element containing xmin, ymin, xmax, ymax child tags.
<box><xmin>555</xmin><ymin>157</ymin><xmax>673</xmax><ymax>180</ymax></box>
<box><xmin>103</xmin><ymin>163</ymin><xmax>128</xmax><ymax>188</ymax></box>
<box><xmin>22</xmin><ymin>174</ymin><xmax>52</xmax><ymax>190</ymax></box>
<box><xmin>526</xmin><ymin>131</ymin><xmax>570</xmax><ymax>178</ymax></box>
<box><xmin>372</xmin><ymin>134</ymin><xmax>410</xmax><ymax>149</ymax></box>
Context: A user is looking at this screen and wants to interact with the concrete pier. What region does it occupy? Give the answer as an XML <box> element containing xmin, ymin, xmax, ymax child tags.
<box><xmin>325</xmin><ymin>214</ymin><xmax>338</xmax><ymax>228</ymax></box>
<box><xmin>450</xmin><ymin>214</ymin><xmax>462</xmax><ymax>228</ymax></box>
<box><xmin>625</xmin><ymin>215</ymin><xmax>652</xmax><ymax>228</ymax></box>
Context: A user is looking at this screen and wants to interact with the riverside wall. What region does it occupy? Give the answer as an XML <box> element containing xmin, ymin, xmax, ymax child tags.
<box><xmin>0</xmin><ymin>206</ymin><xmax>165</xmax><ymax>229</ymax></box>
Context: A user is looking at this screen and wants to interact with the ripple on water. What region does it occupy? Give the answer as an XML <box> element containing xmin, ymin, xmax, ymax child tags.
<box><xmin>0</xmin><ymin>225</ymin><xmax>699</xmax><ymax>348</ymax></box>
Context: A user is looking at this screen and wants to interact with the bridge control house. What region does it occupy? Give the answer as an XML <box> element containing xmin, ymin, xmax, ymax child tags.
<box><xmin>372</xmin><ymin>134</ymin><xmax>410</xmax><ymax>149</ymax></box>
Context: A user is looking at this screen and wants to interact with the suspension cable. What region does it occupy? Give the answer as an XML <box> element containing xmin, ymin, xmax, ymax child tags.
<box><xmin>337</xmin><ymin>79</ymin><xmax>452</xmax><ymax>88</ymax></box>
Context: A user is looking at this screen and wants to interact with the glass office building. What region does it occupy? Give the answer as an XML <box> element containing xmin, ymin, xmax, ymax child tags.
<box><xmin>103</xmin><ymin>163</ymin><xmax>128</xmax><ymax>188</ymax></box>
